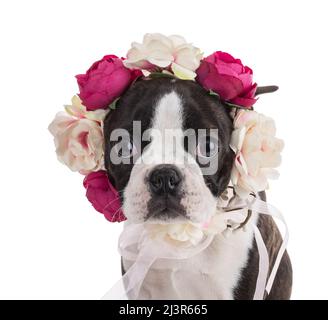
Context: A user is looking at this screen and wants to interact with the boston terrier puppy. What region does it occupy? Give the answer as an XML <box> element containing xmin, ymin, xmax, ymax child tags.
<box><xmin>103</xmin><ymin>77</ymin><xmax>292</xmax><ymax>300</ymax></box>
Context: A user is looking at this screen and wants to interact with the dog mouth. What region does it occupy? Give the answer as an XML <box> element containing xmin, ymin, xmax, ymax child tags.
<box><xmin>145</xmin><ymin>197</ymin><xmax>187</xmax><ymax>222</ymax></box>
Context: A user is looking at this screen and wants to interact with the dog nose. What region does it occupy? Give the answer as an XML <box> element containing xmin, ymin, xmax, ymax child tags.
<box><xmin>149</xmin><ymin>165</ymin><xmax>182</xmax><ymax>195</ymax></box>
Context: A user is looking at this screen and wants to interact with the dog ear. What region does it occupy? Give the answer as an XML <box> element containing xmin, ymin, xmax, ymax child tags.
<box><xmin>255</xmin><ymin>85</ymin><xmax>279</xmax><ymax>96</ymax></box>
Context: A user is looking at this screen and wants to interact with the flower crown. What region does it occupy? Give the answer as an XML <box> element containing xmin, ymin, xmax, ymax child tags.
<box><xmin>49</xmin><ymin>33</ymin><xmax>283</xmax><ymax>223</ymax></box>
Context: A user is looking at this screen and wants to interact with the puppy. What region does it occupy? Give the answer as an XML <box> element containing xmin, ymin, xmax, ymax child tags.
<box><xmin>103</xmin><ymin>77</ymin><xmax>292</xmax><ymax>300</ymax></box>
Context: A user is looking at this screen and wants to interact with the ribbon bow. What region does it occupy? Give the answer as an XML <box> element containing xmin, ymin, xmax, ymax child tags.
<box><xmin>102</xmin><ymin>194</ymin><xmax>288</xmax><ymax>300</ymax></box>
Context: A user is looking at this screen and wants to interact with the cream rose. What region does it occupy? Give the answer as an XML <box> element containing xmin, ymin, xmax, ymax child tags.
<box><xmin>48</xmin><ymin>96</ymin><xmax>106</xmax><ymax>174</ymax></box>
<box><xmin>146</xmin><ymin>222</ymin><xmax>205</xmax><ymax>247</ymax></box>
<box><xmin>123</xmin><ymin>33</ymin><xmax>203</xmax><ymax>80</ymax></box>
<box><xmin>144</xmin><ymin>210</ymin><xmax>237</xmax><ymax>247</ymax></box>
<box><xmin>230</xmin><ymin>110</ymin><xmax>284</xmax><ymax>198</ymax></box>
<box><xmin>64</xmin><ymin>95</ymin><xmax>107</xmax><ymax>122</ymax></box>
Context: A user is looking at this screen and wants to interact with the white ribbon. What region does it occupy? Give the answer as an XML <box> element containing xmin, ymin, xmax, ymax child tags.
<box><xmin>253</xmin><ymin>225</ymin><xmax>270</xmax><ymax>300</ymax></box>
<box><xmin>102</xmin><ymin>223</ymin><xmax>215</xmax><ymax>300</ymax></box>
<box><xmin>102</xmin><ymin>196</ymin><xmax>288</xmax><ymax>300</ymax></box>
<box><xmin>250</xmin><ymin>198</ymin><xmax>289</xmax><ymax>297</ymax></box>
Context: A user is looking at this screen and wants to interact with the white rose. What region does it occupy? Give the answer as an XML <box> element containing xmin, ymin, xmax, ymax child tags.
<box><xmin>230</xmin><ymin>110</ymin><xmax>284</xmax><ymax>198</ymax></box>
<box><xmin>48</xmin><ymin>96</ymin><xmax>106</xmax><ymax>174</ymax></box>
<box><xmin>123</xmin><ymin>33</ymin><xmax>203</xmax><ymax>80</ymax></box>
<box><xmin>146</xmin><ymin>222</ymin><xmax>205</xmax><ymax>247</ymax></box>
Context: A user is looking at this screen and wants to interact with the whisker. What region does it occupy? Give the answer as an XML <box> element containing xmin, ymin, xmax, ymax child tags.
<box><xmin>109</xmin><ymin>205</ymin><xmax>124</xmax><ymax>221</ymax></box>
<box><xmin>103</xmin><ymin>196</ymin><xmax>122</xmax><ymax>207</ymax></box>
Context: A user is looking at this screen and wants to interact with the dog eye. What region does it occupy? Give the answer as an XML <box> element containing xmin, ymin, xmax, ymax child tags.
<box><xmin>114</xmin><ymin>140</ymin><xmax>137</xmax><ymax>159</ymax></box>
<box><xmin>197</xmin><ymin>136</ymin><xmax>219</xmax><ymax>159</ymax></box>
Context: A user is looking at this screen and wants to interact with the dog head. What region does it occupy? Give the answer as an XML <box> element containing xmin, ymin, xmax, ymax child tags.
<box><xmin>104</xmin><ymin>77</ymin><xmax>234</xmax><ymax>224</ymax></box>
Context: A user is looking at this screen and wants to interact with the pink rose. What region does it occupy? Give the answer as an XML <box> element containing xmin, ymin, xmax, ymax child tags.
<box><xmin>83</xmin><ymin>171</ymin><xmax>126</xmax><ymax>222</ymax></box>
<box><xmin>76</xmin><ymin>55</ymin><xmax>141</xmax><ymax>111</ymax></box>
<box><xmin>196</xmin><ymin>51</ymin><xmax>257</xmax><ymax>108</ymax></box>
<box><xmin>48</xmin><ymin>111</ymin><xmax>104</xmax><ymax>174</ymax></box>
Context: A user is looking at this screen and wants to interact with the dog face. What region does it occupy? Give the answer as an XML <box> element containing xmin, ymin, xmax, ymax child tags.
<box><xmin>104</xmin><ymin>78</ymin><xmax>234</xmax><ymax>224</ymax></box>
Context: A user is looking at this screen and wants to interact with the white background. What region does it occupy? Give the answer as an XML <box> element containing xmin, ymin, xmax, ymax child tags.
<box><xmin>0</xmin><ymin>0</ymin><xmax>327</xmax><ymax>300</ymax></box>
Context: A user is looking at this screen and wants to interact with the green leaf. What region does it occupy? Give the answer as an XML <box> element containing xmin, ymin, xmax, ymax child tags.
<box><xmin>148</xmin><ymin>72</ymin><xmax>176</xmax><ymax>79</ymax></box>
<box><xmin>109</xmin><ymin>98</ymin><xmax>120</xmax><ymax>110</ymax></box>
<box><xmin>224</xmin><ymin>101</ymin><xmax>254</xmax><ymax>110</ymax></box>
<box><xmin>208</xmin><ymin>89</ymin><xmax>220</xmax><ymax>98</ymax></box>
<box><xmin>207</xmin><ymin>90</ymin><xmax>254</xmax><ymax>110</ymax></box>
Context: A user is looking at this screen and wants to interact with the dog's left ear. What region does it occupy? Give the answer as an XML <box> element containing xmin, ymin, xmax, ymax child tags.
<box><xmin>255</xmin><ymin>85</ymin><xmax>279</xmax><ymax>96</ymax></box>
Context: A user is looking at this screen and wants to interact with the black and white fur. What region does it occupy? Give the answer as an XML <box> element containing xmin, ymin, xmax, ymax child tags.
<box><xmin>104</xmin><ymin>78</ymin><xmax>292</xmax><ymax>300</ymax></box>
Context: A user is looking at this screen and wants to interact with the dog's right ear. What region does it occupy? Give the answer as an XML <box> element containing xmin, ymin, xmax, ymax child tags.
<box><xmin>255</xmin><ymin>85</ymin><xmax>279</xmax><ymax>96</ymax></box>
